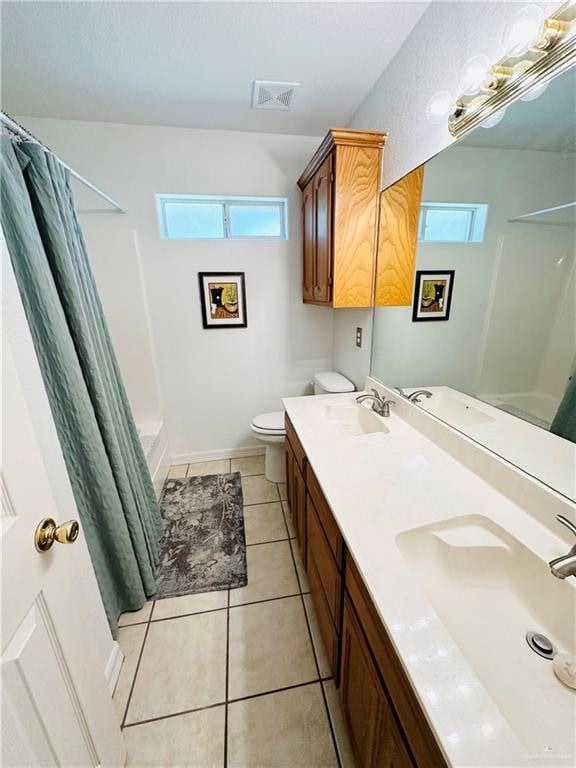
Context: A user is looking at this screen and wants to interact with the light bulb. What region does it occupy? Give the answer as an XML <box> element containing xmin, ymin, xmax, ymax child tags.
<box><xmin>481</xmin><ymin>108</ymin><xmax>507</xmax><ymax>129</ymax></box>
<box><xmin>520</xmin><ymin>81</ymin><xmax>549</xmax><ymax>101</ymax></box>
<box><xmin>459</xmin><ymin>55</ymin><xmax>492</xmax><ymax>96</ymax></box>
<box><xmin>502</xmin><ymin>5</ymin><xmax>545</xmax><ymax>57</ymax></box>
<box><xmin>425</xmin><ymin>91</ymin><xmax>453</xmax><ymax>124</ymax></box>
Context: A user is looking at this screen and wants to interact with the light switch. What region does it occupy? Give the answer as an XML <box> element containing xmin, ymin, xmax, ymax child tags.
<box><xmin>355</xmin><ymin>327</ymin><xmax>362</xmax><ymax>348</ymax></box>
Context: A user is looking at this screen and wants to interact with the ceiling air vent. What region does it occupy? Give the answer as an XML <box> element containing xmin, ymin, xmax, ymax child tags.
<box><xmin>252</xmin><ymin>80</ymin><xmax>300</xmax><ymax>110</ymax></box>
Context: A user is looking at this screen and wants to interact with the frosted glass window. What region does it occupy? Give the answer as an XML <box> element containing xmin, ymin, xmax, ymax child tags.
<box><xmin>229</xmin><ymin>204</ymin><xmax>283</xmax><ymax>237</ymax></box>
<box><xmin>419</xmin><ymin>203</ymin><xmax>488</xmax><ymax>243</ymax></box>
<box><xmin>157</xmin><ymin>195</ymin><xmax>287</xmax><ymax>240</ymax></box>
<box><xmin>163</xmin><ymin>202</ymin><xmax>225</xmax><ymax>239</ymax></box>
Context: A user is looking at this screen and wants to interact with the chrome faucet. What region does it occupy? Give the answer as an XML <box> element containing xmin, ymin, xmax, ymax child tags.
<box><xmin>407</xmin><ymin>389</ymin><xmax>433</xmax><ymax>403</ymax></box>
<box><xmin>549</xmin><ymin>515</ymin><xmax>576</xmax><ymax>579</ymax></box>
<box><xmin>356</xmin><ymin>389</ymin><xmax>396</xmax><ymax>417</ymax></box>
<box><xmin>393</xmin><ymin>387</ymin><xmax>407</xmax><ymax>398</ymax></box>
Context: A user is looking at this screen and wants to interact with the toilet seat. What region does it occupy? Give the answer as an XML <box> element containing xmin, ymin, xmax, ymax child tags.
<box><xmin>251</xmin><ymin>411</ymin><xmax>285</xmax><ymax>436</ymax></box>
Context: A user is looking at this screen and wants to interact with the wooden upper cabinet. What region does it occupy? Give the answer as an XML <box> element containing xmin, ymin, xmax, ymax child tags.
<box><xmin>297</xmin><ymin>129</ymin><xmax>386</xmax><ymax>308</ymax></box>
<box><xmin>375</xmin><ymin>165</ymin><xmax>424</xmax><ymax>307</ymax></box>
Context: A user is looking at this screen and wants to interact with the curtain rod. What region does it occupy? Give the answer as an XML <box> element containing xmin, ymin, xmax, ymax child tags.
<box><xmin>508</xmin><ymin>200</ymin><xmax>575</xmax><ymax>223</ymax></box>
<box><xmin>0</xmin><ymin>112</ymin><xmax>125</xmax><ymax>214</ymax></box>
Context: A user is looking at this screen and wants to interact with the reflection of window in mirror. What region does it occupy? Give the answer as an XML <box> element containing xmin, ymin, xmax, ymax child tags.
<box><xmin>370</xmin><ymin>64</ymin><xmax>576</xmax><ymax>502</ymax></box>
<box><xmin>418</xmin><ymin>203</ymin><xmax>488</xmax><ymax>243</ymax></box>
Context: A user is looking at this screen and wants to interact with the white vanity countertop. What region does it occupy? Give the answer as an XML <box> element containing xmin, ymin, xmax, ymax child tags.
<box><xmin>282</xmin><ymin>392</ymin><xmax>576</xmax><ymax>768</ymax></box>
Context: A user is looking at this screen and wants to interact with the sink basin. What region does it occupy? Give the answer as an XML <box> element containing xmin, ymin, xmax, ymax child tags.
<box><xmin>416</xmin><ymin>392</ymin><xmax>494</xmax><ymax>426</ymax></box>
<box><xmin>397</xmin><ymin>515</ymin><xmax>576</xmax><ymax>759</ymax></box>
<box><xmin>324</xmin><ymin>403</ymin><xmax>389</xmax><ymax>437</ymax></box>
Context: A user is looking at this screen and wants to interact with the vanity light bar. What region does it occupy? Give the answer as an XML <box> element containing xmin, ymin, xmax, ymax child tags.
<box><xmin>448</xmin><ymin>0</ymin><xmax>576</xmax><ymax>138</ymax></box>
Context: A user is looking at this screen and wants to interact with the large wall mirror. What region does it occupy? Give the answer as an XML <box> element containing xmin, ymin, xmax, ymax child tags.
<box><xmin>370</xmin><ymin>63</ymin><xmax>576</xmax><ymax>501</ymax></box>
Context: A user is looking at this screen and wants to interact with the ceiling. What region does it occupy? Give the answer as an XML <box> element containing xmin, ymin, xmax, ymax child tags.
<box><xmin>461</xmin><ymin>65</ymin><xmax>576</xmax><ymax>152</ymax></box>
<box><xmin>1</xmin><ymin>1</ymin><xmax>429</xmax><ymax>135</ymax></box>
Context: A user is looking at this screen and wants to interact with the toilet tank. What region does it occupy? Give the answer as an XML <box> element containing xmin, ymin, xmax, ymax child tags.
<box><xmin>313</xmin><ymin>371</ymin><xmax>355</xmax><ymax>396</ymax></box>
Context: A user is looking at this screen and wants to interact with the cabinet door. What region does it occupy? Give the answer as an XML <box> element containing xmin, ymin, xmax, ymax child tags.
<box><xmin>302</xmin><ymin>178</ymin><xmax>315</xmax><ymax>303</ymax></box>
<box><xmin>384</xmin><ymin>715</ymin><xmax>415</xmax><ymax>768</ymax></box>
<box><xmin>314</xmin><ymin>155</ymin><xmax>333</xmax><ymax>303</ymax></box>
<box><xmin>285</xmin><ymin>440</ymin><xmax>295</xmax><ymax>514</ymax></box>
<box><xmin>293</xmin><ymin>460</ymin><xmax>307</xmax><ymax>568</ymax></box>
<box><xmin>340</xmin><ymin>597</ymin><xmax>389</xmax><ymax>768</ymax></box>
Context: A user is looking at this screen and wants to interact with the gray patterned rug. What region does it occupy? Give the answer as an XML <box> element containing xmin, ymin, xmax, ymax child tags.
<box><xmin>155</xmin><ymin>472</ymin><xmax>247</xmax><ymax>599</ymax></box>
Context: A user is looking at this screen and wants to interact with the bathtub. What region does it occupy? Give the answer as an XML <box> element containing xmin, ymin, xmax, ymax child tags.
<box><xmin>482</xmin><ymin>391</ymin><xmax>560</xmax><ymax>426</ymax></box>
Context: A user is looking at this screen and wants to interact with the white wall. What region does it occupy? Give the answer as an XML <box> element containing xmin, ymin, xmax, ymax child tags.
<box><xmin>479</xmin><ymin>226</ymin><xmax>575</xmax><ymax>400</ymax></box>
<box><xmin>370</xmin><ymin>145</ymin><xmax>575</xmax><ymax>396</ymax></box>
<box><xmin>18</xmin><ymin>118</ymin><xmax>334</xmax><ymax>460</ymax></box>
<box><xmin>331</xmin><ymin>0</ymin><xmax>562</xmax><ymax>388</ymax></box>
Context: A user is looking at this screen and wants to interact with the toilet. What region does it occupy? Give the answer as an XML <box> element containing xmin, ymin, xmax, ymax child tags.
<box><xmin>250</xmin><ymin>371</ymin><xmax>355</xmax><ymax>483</ymax></box>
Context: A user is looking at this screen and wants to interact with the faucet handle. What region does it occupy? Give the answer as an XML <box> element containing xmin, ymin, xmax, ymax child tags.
<box><xmin>370</xmin><ymin>388</ymin><xmax>382</xmax><ymax>399</ymax></box>
<box><xmin>556</xmin><ymin>514</ymin><xmax>576</xmax><ymax>538</ymax></box>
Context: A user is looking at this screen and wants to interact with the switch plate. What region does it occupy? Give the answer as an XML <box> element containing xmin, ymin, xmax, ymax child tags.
<box><xmin>355</xmin><ymin>327</ymin><xmax>362</xmax><ymax>348</ymax></box>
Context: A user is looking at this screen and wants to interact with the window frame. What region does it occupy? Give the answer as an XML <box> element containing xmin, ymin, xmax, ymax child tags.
<box><xmin>156</xmin><ymin>194</ymin><xmax>288</xmax><ymax>240</ymax></box>
<box><xmin>418</xmin><ymin>202</ymin><xmax>488</xmax><ymax>243</ymax></box>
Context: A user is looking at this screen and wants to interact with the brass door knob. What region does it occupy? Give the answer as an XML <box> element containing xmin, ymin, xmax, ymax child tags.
<box><xmin>35</xmin><ymin>518</ymin><xmax>80</xmax><ymax>552</ymax></box>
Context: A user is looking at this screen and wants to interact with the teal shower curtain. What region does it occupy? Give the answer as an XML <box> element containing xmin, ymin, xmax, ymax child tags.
<box><xmin>1</xmin><ymin>136</ymin><xmax>161</xmax><ymax>636</ymax></box>
<box><xmin>551</xmin><ymin>376</ymin><xmax>576</xmax><ymax>444</ymax></box>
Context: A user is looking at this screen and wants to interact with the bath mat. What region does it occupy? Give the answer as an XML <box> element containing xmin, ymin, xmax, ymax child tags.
<box><xmin>155</xmin><ymin>472</ymin><xmax>247</xmax><ymax>598</ymax></box>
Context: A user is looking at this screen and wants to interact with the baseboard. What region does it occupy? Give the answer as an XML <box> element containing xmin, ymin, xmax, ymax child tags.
<box><xmin>105</xmin><ymin>641</ymin><xmax>124</xmax><ymax>695</ymax></box>
<box><xmin>171</xmin><ymin>445</ymin><xmax>266</xmax><ymax>465</ymax></box>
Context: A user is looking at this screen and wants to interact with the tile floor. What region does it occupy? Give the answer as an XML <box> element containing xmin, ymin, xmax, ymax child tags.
<box><xmin>115</xmin><ymin>456</ymin><xmax>355</xmax><ymax>768</ymax></box>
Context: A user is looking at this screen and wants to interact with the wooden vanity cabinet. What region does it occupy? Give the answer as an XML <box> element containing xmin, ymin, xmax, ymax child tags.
<box><xmin>285</xmin><ymin>416</ymin><xmax>307</xmax><ymax>561</ymax></box>
<box><xmin>284</xmin><ymin>417</ymin><xmax>447</xmax><ymax>768</ymax></box>
<box><xmin>297</xmin><ymin>129</ymin><xmax>385</xmax><ymax>308</ymax></box>
<box><xmin>344</xmin><ymin>558</ymin><xmax>448</xmax><ymax>768</ymax></box>
<box><xmin>341</xmin><ymin>594</ymin><xmax>390</xmax><ymax>767</ymax></box>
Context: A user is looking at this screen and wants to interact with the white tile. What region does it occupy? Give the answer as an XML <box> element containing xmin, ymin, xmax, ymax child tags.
<box><xmin>231</xmin><ymin>454</ymin><xmax>265</xmax><ymax>476</ymax></box>
<box><xmin>126</xmin><ymin>611</ymin><xmax>227</xmax><ymax>723</ymax></box>
<box><xmin>229</xmin><ymin>540</ymin><xmax>298</xmax><ymax>607</ymax></box>
<box><xmin>241</xmin><ymin>475</ymin><xmax>280</xmax><ymax>505</ymax></box>
<box><xmin>124</xmin><ymin>706</ymin><xmax>225</xmax><ymax>768</ymax></box>
<box><xmin>153</xmin><ymin>591</ymin><xmax>228</xmax><ymax>621</ymax></box>
<box><xmin>244</xmin><ymin>502</ymin><xmax>288</xmax><ymax>545</ymax></box>
<box><xmin>118</xmin><ymin>601</ymin><xmax>153</xmax><ymax>627</ymax></box>
<box><xmin>187</xmin><ymin>459</ymin><xmax>230</xmax><ymax>477</ymax></box>
<box><xmin>113</xmin><ymin>624</ymin><xmax>146</xmax><ymax>720</ymax></box>
<box><xmin>228</xmin><ymin>596</ymin><xmax>317</xmax><ymax>699</ymax></box>
<box><xmin>228</xmin><ymin>684</ymin><xmax>338</xmax><ymax>768</ymax></box>
<box><xmin>303</xmin><ymin>594</ymin><xmax>333</xmax><ymax>679</ymax></box>
<box><xmin>167</xmin><ymin>464</ymin><xmax>188</xmax><ymax>479</ymax></box>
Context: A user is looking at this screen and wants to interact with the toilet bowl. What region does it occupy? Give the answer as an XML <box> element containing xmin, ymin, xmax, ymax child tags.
<box><xmin>250</xmin><ymin>371</ymin><xmax>355</xmax><ymax>483</ymax></box>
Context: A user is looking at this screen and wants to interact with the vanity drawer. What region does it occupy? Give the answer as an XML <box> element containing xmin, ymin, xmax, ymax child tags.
<box><xmin>307</xmin><ymin>465</ymin><xmax>344</xmax><ymax>568</ymax></box>
<box><xmin>285</xmin><ymin>414</ymin><xmax>306</xmax><ymax>475</ymax></box>
<box><xmin>307</xmin><ymin>495</ymin><xmax>342</xmax><ymax>630</ymax></box>
<box><xmin>307</xmin><ymin>555</ymin><xmax>339</xmax><ymax>678</ymax></box>
<box><xmin>345</xmin><ymin>557</ymin><xmax>447</xmax><ymax>768</ymax></box>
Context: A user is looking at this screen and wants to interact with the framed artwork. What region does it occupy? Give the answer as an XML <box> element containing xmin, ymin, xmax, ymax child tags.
<box><xmin>412</xmin><ymin>270</ymin><xmax>455</xmax><ymax>321</ymax></box>
<box><xmin>198</xmin><ymin>272</ymin><xmax>247</xmax><ymax>329</ymax></box>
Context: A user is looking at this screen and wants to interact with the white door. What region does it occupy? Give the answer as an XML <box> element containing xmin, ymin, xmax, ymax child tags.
<box><xmin>1</xmin><ymin>239</ymin><xmax>126</xmax><ymax>767</ymax></box>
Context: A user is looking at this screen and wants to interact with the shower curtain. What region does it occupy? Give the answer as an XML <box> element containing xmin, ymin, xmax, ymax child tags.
<box><xmin>551</xmin><ymin>376</ymin><xmax>576</xmax><ymax>444</ymax></box>
<box><xmin>1</xmin><ymin>136</ymin><xmax>161</xmax><ymax>636</ymax></box>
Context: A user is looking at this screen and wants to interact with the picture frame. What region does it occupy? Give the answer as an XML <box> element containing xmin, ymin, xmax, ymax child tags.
<box><xmin>412</xmin><ymin>270</ymin><xmax>455</xmax><ymax>322</ymax></box>
<box><xmin>198</xmin><ymin>272</ymin><xmax>247</xmax><ymax>329</ymax></box>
